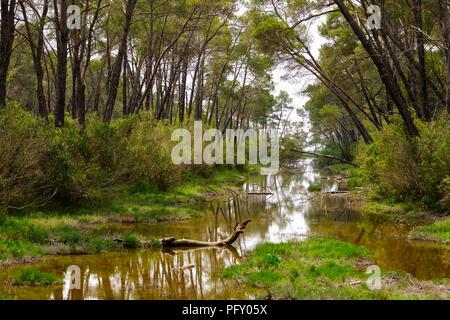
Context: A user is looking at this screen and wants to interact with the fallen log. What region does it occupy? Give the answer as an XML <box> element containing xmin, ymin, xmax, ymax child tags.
<box><xmin>160</xmin><ymin>220</ymin><xmax>252</xmax><ymax>247</ymax></box>
<box><xmin>324</xmin><ymin>191</ymin><xmax>350</xmax><ymax>194</ymax></box>
<box><xmin>291</xmin><ymin>149</ymin><xmax>360</xmax><ymax>168</ymax></box>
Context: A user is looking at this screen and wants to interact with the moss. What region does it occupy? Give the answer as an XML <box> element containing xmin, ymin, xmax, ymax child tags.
<box><xmin>13</xmin><ymin>268</ymin><xmax>61</xmax><ymax>286</ymax></box>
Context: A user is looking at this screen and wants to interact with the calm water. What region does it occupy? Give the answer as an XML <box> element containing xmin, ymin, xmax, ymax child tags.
<box><xmin>1</xmin><ymin>168</ymin><xmax>449</xmax><ymax>299</ymax></box>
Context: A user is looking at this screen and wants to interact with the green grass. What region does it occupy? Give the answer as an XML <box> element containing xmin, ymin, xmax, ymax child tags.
<box><xmin>0</xmin><ymin>166</ymin><xmax>246</xmax><ymax>263</ymax></box>
<box><xmin>359</xmin><ymin>201</ymin><xmax>429</xmax><ymax>221</ymax></box>
<box><xmin>13</xmin><ymin>268</ymin><xmax>61</xmax><ymax>286</ymax></box>
<box><xmin>0</xmin><ymin>291</ymin><xmax>12</xmax><ymax>300</ymax></box>
<box><xmin>221</xmin><ymin>238</ymin><xmax>446</xmax><ymax>300</ymax></box>
<box><xmin>308</xmin><ymin>185</ymin><xmax>322</xmax><ymax>192</ymax></box>
<box><xmin>123</xmin><ymin>233</ymin><xmax>140</xmax><ymax>248</ymax></box>
<box><xmin>410</xmin><ymin>217</ymin><xmax>450</xmax><ymax>243</ymax></box>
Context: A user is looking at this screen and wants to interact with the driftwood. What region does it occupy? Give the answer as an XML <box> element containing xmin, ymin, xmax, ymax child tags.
<box><xmin>160</xmin><ymin>220</ymin><xmax>252</xmax><ymax>247</ymax></box>
<box><xmin>292</xmin><ymin>149</ymin><xmax>360</xmax><ymax>168</ymax></box>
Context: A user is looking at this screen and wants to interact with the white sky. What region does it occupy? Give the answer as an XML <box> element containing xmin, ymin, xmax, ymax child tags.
<box><xmin>272</xmin><ymin>19</ymin><xmax>327</xmax><ymax>123</ymax></box>
<box><xmin>236</xmin><ymin>4</ymin><xmax>327</xmax><ymax>124</ymax></box>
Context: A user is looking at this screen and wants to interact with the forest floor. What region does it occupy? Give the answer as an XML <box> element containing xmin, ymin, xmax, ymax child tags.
<box><xmin>0</xmin><ymin>167</ymin><xmax>251</xmax><ymax>266</ymax></box>
<box><xmin>221</xmin><ymin>238</ymin><xmax>450</xmax><ymax>300</ymax></box>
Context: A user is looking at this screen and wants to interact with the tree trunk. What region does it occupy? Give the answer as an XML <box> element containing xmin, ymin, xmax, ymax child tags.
<box><xmin>412</xmin><ymin>0</ymin><xmax>429</xmax><ymax>121</ymax></box>
<box><xmin>103</xmin><ymin>0</ymin><xmax>137</xmax><ymax>122</ymax></box>
<box><xmin>0</xmin><ymin>0</ymin><xmax>17</xmax><ymax>108</ymax></box>
<box><xmin>20</xmin><ymin>0</ymin><xmax>49</xmax><ymax>120</ymax></box>
<box><xmin>440</xmin><ymin>0</ymin><xmax>450</xmax><ymax>114</ymax></box>
<box><xmin>178</xmin><ymin>55</ymin><xmax>188</xmax><ymax>123</ymax></box>
<box><xmin>54</xmin><ymin>0</ymin><xmax>69</xmax><ymax>127</ymax></box>
<box><xmin>333</xmin><ymin>0</ymin><xmax>420</xmax><ymax>137</ymax></box>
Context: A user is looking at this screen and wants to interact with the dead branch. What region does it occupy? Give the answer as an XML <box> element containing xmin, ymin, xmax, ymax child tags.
<box><xmin>160</xmin><ymin>220</ymin><xmax>251</xmax><ymax>247</ymax></box>
<box><xmin>291</xmin><ymin>149</ymin><xmax>360</xmax><ymax>167</ymax></box>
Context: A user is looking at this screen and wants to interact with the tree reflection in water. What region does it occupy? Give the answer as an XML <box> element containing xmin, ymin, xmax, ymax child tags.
<box><xmin>2</xmin><ymin>170</ymin><xmax>448</xmax><ymax>300</ymax></box>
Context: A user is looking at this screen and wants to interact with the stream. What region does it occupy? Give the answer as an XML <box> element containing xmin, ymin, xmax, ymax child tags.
<box><xmin>1</xmin><ymin>166</ymin><xmax>449</xmax><ymax>299</ymax></box>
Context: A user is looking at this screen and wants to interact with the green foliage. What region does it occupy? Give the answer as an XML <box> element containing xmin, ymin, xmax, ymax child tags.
<box><xmin>126</xmin><ymin>118</ymin><xmax>185</xmax><ymax>191</ymax></box>
<box><xmin>221</xmin><ymin>238</ymin><xmax>376</xmax><ymax>299</ymax></box>
<box><xmin>86</xmin><ymin>238</ymin><xmax>118</xmax><ymax>253</ymax></box>
<box><xmin>0</xmin><ymin>102</ymin><xmax>70</xmax><ymax>209</ymax></box>
<box><xmin>0</xmin><ymin>105</ymin><xmax>215</xmax><ymax>210</ymax></box>
<box><xmin>358</xmin><ymin>115</ymin><xmax>450</xmax><ymax>210</ymax></box>
<box><xmin>256</xmin><ymin>253</ymin><xmax>280</xmax><ymax>269</ymax></box>
<box><xmin>13</xmin><ymin>268</ymin><xmax>60</xmax><ymax>286</ymax></box>
<box><xmin>145</xmin><ymin>237</ymin><xmax>162</xmax><ymax>250</ymax></box>
<box><xmin>221</xmin><ymin>238</ymin><xmax>444</xmax><ymax>300</ymax></box>
<box><xmin>410</xmin><ymin>218</ymin><xmax>450</xmax><ymax>243</ymax></box>
<box><xmin>57</xmin><ymin>225</ymin><xmax>85</xmax><ymax>244</ymax></box>
<box><xmin>0</xmin><ymin>238</ymin><xmax>43</xmax><ymax>260</ymax></box>
<box><xmin>0</xmin><ymin>218</ymin><xmax>49</xmax><ymax>243</ymax></box>
<box><xmin>0</xmin><ymin>291</ymin><xmax>12</xmax><ymax>300</ymax></box>
<box><xmin>122</xmin><ymin>233</ymin><xmax>140</xmax><ymax>248</ymax></box>
<box><xmin>307</xmin><ymin>185</ymin><xmax>322</xmax><ymax>192</ymax></box>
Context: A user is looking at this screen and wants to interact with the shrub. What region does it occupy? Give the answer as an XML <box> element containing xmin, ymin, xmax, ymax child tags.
<box><xmin>0</xmin><ymin>104</ymin><xmax>213</xmax><ymax>210</ymax></box>
<box><xmin>126</xmin><ymin>118</ymin><xmax>185</xmax><ymax>191</ymax></box>
<box><xmin>358</xmin><ymin>115</ymin><xmax>450</xmax><ymax>210</ymax></box>
<box><xmin>0</xmin><ymin>103</ymin><xmax>69</xmax><ymax>209</ymax></box>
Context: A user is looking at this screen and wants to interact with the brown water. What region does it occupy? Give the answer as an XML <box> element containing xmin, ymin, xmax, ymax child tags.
<box><xmin>1</xmin><ymin>168</ymin><xmax>449</xmax><ymax>299</ymax></box>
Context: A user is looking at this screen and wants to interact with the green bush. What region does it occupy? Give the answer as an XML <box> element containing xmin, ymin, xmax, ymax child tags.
<box><xmin>0</xmin><ymin>104</ymin><xmax>212</xmax><ymax>210</ymax></box>
<box><xmin>0</xmin><ymin>103</ymin><xmax>70</xmax><ymax>209</ymax></box>
<box><xmin>358</xmin><ymin>115</ymin><xmax>450</xmax><ymax>210</ymax></box>
<box><xmin>126</xmin><ymin>118</ymin><xmax>185</xmax><ymax>191</ymax></box>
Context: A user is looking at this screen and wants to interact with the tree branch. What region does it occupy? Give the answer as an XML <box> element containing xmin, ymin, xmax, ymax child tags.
<box><xmin>292</xmin><ymin>149</ymin><xmax>360</xmax><ymax>167</ymax></box>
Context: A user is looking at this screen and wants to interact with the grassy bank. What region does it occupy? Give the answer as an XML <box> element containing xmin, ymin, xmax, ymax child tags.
<box><xmin>221</xmin><ymin>238</ymin><xmax>449</xmax><ymax>300</ymax></box>
<box><xmin>316</xmin><ymin>115</ymin><xmax>450</xmax><ymax>218</ymax></box>
<box><xmin>409</xmin><ymin>217</ymin><xmax>450</xmax><ymax>244</ymax></box>
<box><xmin>0</xmin><ymin>166</ymin><xmax>248</xmax><ymax>266</ymax></box>
<box><xmin>320</xmin><ymin>162</ymin><xmax>447</xmax><ymax>223</ymax></box>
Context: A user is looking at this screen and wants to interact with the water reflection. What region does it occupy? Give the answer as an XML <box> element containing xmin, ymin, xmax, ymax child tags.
<box><xmin>1</xmin><ymin>169</ymin><xmax>448</xmax><ymax>300</ymax></box>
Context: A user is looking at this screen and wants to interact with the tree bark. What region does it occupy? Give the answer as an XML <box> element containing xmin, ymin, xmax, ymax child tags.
<box><xmin>160</xmin><ymin>220</ymin><xmax>252</xmax><ymax>247</ymax></box>
<box><xmin>20</xmin><ymin>0</ymin><xmax>49</xmax><ymax>120</ymax></box>
<box><xmin>0</xmin><ymin>0</ymin><xmax>16</xmax><ymax>108</ymax></box>
<box><xmin>333</xmin><ymin>0</ymin><xmax>420</xmax><ymax>137</ymax></box>
<box><xmin>440</xmin><ymin>0</ymin><xmax>450</xmax><ymax>114</ymax></box>
<box><xmin>54</xmin><ymin>0</ymin><xmax>69</xmax><ymax>127</ymax></box>
<box><xmin>412</xmin><ymin>0</ymin><xmax>429</xmax><ymax>121</ymax></box>
<box><xmin>103</xmin><ymin>0</ymin><xmax>137</xmax><ymax>122</ymax></box>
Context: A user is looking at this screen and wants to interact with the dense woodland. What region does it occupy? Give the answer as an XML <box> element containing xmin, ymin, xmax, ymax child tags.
<box><xmin>0</xmin><ymin>0</ymin><xmax>449</xmax><ymax>212</ymax></box>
